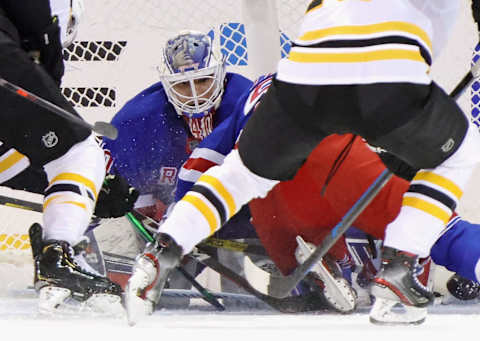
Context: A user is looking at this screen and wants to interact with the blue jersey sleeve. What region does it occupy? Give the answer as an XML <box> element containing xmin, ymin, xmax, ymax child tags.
<box><xmin>103</xmin><ymin>82</ymin><xmax>189</xmax><ymax>205</ymax></box>
<box><xmin>212</xmin><ymin>73</ymin><xmax>253</xmax><ymax>126</ymax></box>
<box><xmin>431</xmin><ymin>216</ymin><xmax>480</xmax><ymax>282</ymax></box>
<box><xmin>174</xmin><ymin>74</ymin><xmax>274</xmax><ymax>201</ymax></box>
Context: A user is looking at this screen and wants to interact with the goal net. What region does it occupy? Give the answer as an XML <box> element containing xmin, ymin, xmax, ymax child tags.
<box><xmin>0</xmin><ymin>0</ymin><xmax>311</xmax><ymax>289</ymax></box>
<box><xmin>62</xmin><ymin>0</ymin><xmax>310</xmax><ymax>123</ymax></box>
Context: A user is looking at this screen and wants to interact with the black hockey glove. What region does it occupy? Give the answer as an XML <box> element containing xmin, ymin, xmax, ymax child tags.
<box><xmin>94</xmin><ymin>174</ymin><xmax>140</xmax><ymax>218</ymax></box>
<box><xmin>21</xmin><ymin>17</ymin><xmax>65</xmax><ymax>86</ymax></box>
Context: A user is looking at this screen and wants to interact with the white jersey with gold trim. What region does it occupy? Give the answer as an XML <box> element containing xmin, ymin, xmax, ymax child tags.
<box><xmin>277</xmin><ymin>0</ymin><xmax>460</xmax><ymax>86</ymax></box>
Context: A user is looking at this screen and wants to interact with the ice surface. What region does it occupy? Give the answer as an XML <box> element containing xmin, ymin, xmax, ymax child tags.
<box><xmin>0</xmin><ymin>291</ymin><xmax>477</xmax><ymax>341</ymax></box>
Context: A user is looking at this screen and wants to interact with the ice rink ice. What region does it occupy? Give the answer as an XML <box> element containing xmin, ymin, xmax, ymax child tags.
<box><xmin>0</xmin><ymin>290</ymin><xmax>477</xmax><ymax>341</ymax></box>
<box><xmin>0</xmin><ymin>2</ymin><xmax>478</xmax><ymax>340</ymax></box>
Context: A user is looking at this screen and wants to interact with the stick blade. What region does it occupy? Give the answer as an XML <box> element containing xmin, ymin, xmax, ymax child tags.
<box><xmin>93</xmin><ymin>121</ymin><xmax>118</xmax><ymax>140</ymax></box>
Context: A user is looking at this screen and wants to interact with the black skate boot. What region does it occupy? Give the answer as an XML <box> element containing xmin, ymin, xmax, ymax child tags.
<box><xmin>125</xmin><ymin>232</ymin><xmax>183</xmax><ymax>326</ymax></box>
<box><xmin>29</xmin><ymin>223</ymin><xmax>123</xmax><ymax>316</ymax></box>
<box><xmin>369</xmin><ymin>246</ymin><xmax>434</xmax><ymax>325</ymax></box>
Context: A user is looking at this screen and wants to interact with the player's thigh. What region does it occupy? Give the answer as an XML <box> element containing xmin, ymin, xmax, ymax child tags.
<box><xmin>238</xmin><ymin>79</ymin><xmax>326</xmax><ymax>181</ymax></box>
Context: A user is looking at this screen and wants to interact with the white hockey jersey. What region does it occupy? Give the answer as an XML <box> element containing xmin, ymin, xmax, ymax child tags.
<box><xmin>277</xmin><ymin>0</ymin><xmax>460</xmax><ymax>86</ymax></box>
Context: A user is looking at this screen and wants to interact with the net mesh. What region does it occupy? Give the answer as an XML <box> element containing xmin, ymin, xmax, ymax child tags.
<box><xmin>470</xmin><ymin>46</ymin><xmax>480</xmax><ymax>129</ymax></box>
<box><xmin>4</xmin><ymin>0</ymin><xmax>480</xmax><ymax>257</ymax></box>
<box><xmin>0</xmin><ymin>0</ymin><xmax>310</xmax><ymax>256</ymax></box>
<box><xmin>60</xmin><ymin>0</ymin><xmax>310</xmax><ymax>123</ymax></box>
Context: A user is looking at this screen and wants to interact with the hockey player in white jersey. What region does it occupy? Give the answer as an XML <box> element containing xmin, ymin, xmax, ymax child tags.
<box><xmin>125</xmin><ymin>0</ymin><xmax>480</xmax><ymax>324</ymax></box>
<box><xmin>0</xmin><ymin>0</ymin><xmax>123</xmax><ymax>315</ymax></box>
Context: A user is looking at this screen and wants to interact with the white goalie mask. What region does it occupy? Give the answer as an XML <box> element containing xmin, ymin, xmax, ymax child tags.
<box><xmin>158</xmin><ymin>30</ymin><xmax>227</xmax><ymax>119</ymax></box>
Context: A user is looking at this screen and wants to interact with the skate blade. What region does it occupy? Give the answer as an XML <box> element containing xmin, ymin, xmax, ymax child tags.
<box><xmin>125</xmin><ymin>275</ymin><xmax>154</xmax><ymax>326</ymax></box>
<box><xmin>322</xmin><ymin>277</ymin><xmax>357</xmax><ymax>313</ymax></box>
<box><xmin>296</xmin><ymin>236</ymin><xmax>356</xmax><ymax>313</ymax></box>
<box><xmin>86</xmin><ymin>293</ymin><xmax>124</xmax><ymax>317</ymax></box>
<box><xmin>369</xmin><ymin>297</ymin><xmax>427</xmax><ymax>325</ymax></box>
<box><xmin>38</xmin><ymin>286</ymin><xmax>124</xmax><ymax>318</ymax></box>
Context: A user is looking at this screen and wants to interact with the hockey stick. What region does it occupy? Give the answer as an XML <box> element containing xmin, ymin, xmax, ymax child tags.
<box><xmin>0</xmin><ymin>193</ymin><xmax>101</xmax><ymax>232</ymax></box>
<box><xmin>104</xmin><ymin>247</ymin><xmax>270</xmax><ymax>308</ymax></box>
<box><xmin>189</xmin><ymin>253</ymin><xmax>330</xmax><ymax>313</ymax></box>
<box><xmin>450</xmin><ymin>55</ymin><xmax>480</xmax><ymax>99</ymax></box>
<box><xmin>0</xmin><ymin>194</ymin><xmax>43</xmax><ymax>212</ymax></box>
<box><xmin>0</xmin><ymin>77</ymin><xmax>118</xmax><ymax>140</ymax></box>
<box><xmin>122</xmin><ymin>213</ymin><xmax>322</xmax><ymax>312</ymax></box>
<box><xmin>266</xmin><ymin>55</ymin><xmax>480</xmax><ymax>299</ymax></box>
<box><xmin>0</xmin><ymin>193</ymin><xmax>223</xmax><ymax>308</ymax></box>
<box><xmin>267</xmin><ymin>168</ymin><xmax>393</xmax><ymax>298</ymax></box>
<box><xmin>198</xmin><ymin>237</ymin><xmax>268</xmax><ymax>256</ymax></box>
<box><xmin>176</xmin><ymin>266</ymin><xmax>226</xmax><ymax>311</ymax></box>
<box><xmin>127</xmin><ymin>209</ymin><xmax>268</xmax><ymax>256</ymax></box>
<box><xmin>0</xmin><ymin>194</ymin><xmax>218</xmax><ymax>307</ymax></box>
<box><xmin>160</xmin><ymin>288</ymin><xmax>264</xmax><ymax>305</ymax></box>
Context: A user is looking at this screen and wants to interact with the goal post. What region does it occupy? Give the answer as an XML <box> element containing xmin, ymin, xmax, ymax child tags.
<box><xmin>241</xmin><ymin>0</ymin><xmax>282</xmax><ymax>77</ymax></box>
<box><xmin>61</xmin><ymin>0</ymin><xmax>310</xmax><ymax>125</ymax></box>
<box><xmin>0</xmin><ymin>0</ymin><xmax>310</xmax><ymax>276</ymax></box>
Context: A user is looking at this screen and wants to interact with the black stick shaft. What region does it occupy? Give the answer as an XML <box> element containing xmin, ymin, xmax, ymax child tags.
<box><xmin>177</xmin><ymin>266</ymin><xmax>225</xmax><ymax>311</ymax></box>
<box><xmin>267</xmin><ymin>52</ymin><xmax>480</xmax><ymax>299</ymax></box>
<box><xmin>451</xmin><ymin>72</ymin><xmax>473</xmax><ymax>100</ymax></box>
<box><xmin>268</xmin><ymin>169</ymin><xmax>393</xmax><ymax>298</ymax></box>
<box><xmin>0</xmin><ymin>77</ymin><xmax>118</xmax><ymax>139</ymax></box>
<box><xmin>0</xmin><ymin>194</ymin><xmax>42</xmax><ymax>212</ymax></box>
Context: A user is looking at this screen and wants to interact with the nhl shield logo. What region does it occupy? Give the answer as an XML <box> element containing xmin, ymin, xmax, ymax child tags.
<box><xmin>42</xmin><ymin>131</ymin><xmax>59</xmax><ymax>148</ymax></box>
<box><xmin>441</xmin><ymin>138</ymin><xmax>455</xmax><ymax>153</ymax></box>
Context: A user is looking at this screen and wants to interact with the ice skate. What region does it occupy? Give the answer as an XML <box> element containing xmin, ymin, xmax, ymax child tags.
<box><xmin>295</xmin><ymin>236</ymin><xmax>357</xmax><ymax>313</ymax></box>
<box><xmin>125</xmin><ymin>232</ymin><xmax>182</xmax><ymax>326</ymax></box>
<box><xmin>30</xmin><ymin>223</ymin><xmax>124</xmax><ymax>317</ymax></box>
<box><xmin>369</xmin><ymin>246</ymin><xmax>434</xmax><ymax>325</ymax></box>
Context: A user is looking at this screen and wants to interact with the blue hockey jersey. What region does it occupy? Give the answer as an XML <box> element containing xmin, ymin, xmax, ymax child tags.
<box><xmin>103</xmin><ymin>73</ymin><xmax>252</xmax><ymax>209</ymax></box>
<box><xmin>171</xmin><ymin>74</ymin><xmax>274</xmax><ymax>239</ymax></box>
<box><xmin>175</xmin><ymin>74</ymin><xmax>274</xmax><ymax>202</ymax></box>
